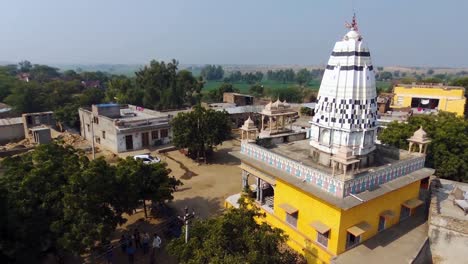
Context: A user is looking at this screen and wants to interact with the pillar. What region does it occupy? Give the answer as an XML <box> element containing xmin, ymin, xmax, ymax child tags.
<box><xmin>256</xmin><ymin>177</ymin><xmax>261</xmax><ymax>201</ymax></box>
<box><xmin>242</xmin><ymin>171</ymin><xmax>249</xmax><ymax>190</ymax></box>
<box><xmin>408</xmin><ymin>142</ymin><xmax>413</xmax><ymax>153</ymax></box>
<box><xmin>419</xmin><ymin>143</ymin><xmax>423</xmax><ymax>153</ymax></box>
<box><xmin>343</xmin><ymin>164</ymin><xmax>347</xmax><ymax>177</ymax></box>
<box><xmin>269</xmin><ymin>116</ymin><xmax>272</xmax><ymax>132</ymax></box>
<box><xmin>261</xmin><ymin>116</ymin><xmax>264</xmax><ymax>131</ymax></box>
<box><xmin>332</xmin><ymin>161</ymin><xmax>336</xmax><ymax>176</ymax></box>
<box><xmin>259</xmin><ymin>179</ymin><xmax>264</xmax><ymax>204</ymax></box>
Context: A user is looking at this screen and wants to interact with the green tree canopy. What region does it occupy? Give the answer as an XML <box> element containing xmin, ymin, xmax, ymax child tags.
<box><xmin>167</xmin><ymin>196</ymin><xmax>304</xmax><ymax>264</ymax></box>
<box><xmin>200</xmin><ymin>65</ymin><xmax>224</xmax><ymax>80</ymax></box>
<box><xmin>0</xmin><ymin>142</ymin><xmax>180</xmax><ymax>261</ymax></box>
<box><xmin>378</xmin><ymin>112</ymin><xmax>468</xmax><ymax>182</ymax></box>
<box><xmin>136</xmin><ymin>59</ymin><xmax>202</xmax><ymax>109</ymax></box>
<box><xmin>208</xmin><ymin>82</ymin><xmax>239</xmax><ymax>102</ymax></box>
<box><xmin>171</xmin><ymin>105</ymin><xmax>231</xmax><ymax>161</ymax></box>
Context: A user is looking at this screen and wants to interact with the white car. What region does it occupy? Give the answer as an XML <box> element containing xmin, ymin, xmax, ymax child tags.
<box><xmin>133</xmin><ymin>154</ymin><xmax>161</xmax><ymax>164</ymax></box>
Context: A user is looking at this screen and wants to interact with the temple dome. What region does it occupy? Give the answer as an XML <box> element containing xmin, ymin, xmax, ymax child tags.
<box><xmin>409</xmin><ymin>126</ymin><xmax>429</xmax><ymax>142</ymax></box>
<box><xmin>344</xmin><ymin>30</ymin><xmax>361</xmax><ymax>40</ymax></box>
<box><xmin>241</xmin><ymin>116</ymin><xmax>257</xmax><ymax>130</ymax></box>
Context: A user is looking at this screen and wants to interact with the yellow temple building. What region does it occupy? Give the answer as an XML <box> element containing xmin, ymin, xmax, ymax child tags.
<box><xmin>225</xmin><ymin>16</ymin><xmax>434</xmax><ymax>264</ymax></box>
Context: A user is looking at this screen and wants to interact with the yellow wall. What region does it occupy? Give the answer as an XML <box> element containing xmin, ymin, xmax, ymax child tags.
<box><xmin>392</xmin><ymin>85</ymin><xmax>466</xmax><ymax>116</ymax></box>
<box><xmin>257</xmin><ymin>177</ymin><xmax>422</xmax><ymax>263</ymax></box>
<box><xmin>336</xmin><ymin>180</ymin><xmax>421</xmax><ymax>254</ymax></box>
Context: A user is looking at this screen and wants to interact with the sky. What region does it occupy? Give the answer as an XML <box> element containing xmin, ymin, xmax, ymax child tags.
<box><xmin>1</xmin><ymin>0</ymin><xmax>467</xmax><ymax>67</ymax></box>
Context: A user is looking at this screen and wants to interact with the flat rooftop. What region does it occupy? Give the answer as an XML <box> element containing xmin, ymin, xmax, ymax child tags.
<box><xmin>432</xmin><ymin>179</ymin><xmax>468</xmax><ymax>221</ymax></box>
<box><xmin>0</xmin><ymin>117</ymin><xmax>23</xmax><ymax>126</ymax></box>
<box><xmin>266</xmin><ymin>139</ymin><xmax>416</xmax><ymax>181</ymax></box>
<box><xmin>396</xmin><ymin>83</ymin><xmax>465</xmax><ymax>91</ymax></box>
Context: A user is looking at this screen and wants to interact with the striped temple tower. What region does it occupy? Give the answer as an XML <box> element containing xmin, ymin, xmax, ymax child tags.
<box><xmin>310</xmin><ymin>15</ymin><xmax>378</xmax><ymax>168</ymax></box>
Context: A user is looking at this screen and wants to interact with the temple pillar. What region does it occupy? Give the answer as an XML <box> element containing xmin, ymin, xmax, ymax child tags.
<box><xmin>256</xmin><ymin>177</ymin><xmax>261</xmax><ymax>201</ymax></box>
<box><xmin>408</xmin><ymin>142</ymin><xmax>413</xmax><ymax>153</ymax></box>
<box><xmin>261</xmin><ymin>116</ymin><xmax>264</xmax><ymax>131</ymax></box>
<box><xmin>269</xmin><ymin>116</ymin><xmax>272</xmax><ymax>132</ymax></box>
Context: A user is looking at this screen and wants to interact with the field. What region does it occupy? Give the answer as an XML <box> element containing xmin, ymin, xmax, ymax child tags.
<box><xmin>202</xmin><ymin>79</ymin><xmax>321</xmax><ymax>94</ymax></box>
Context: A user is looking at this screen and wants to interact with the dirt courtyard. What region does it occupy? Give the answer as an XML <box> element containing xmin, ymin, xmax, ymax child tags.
<box><xmin>91</xmin><ymin>140</ymin><xmax>243</xmax><ymax>264</ymax></box>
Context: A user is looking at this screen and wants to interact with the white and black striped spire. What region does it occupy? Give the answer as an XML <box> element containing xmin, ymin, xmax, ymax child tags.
<box><xmin>310</xmin><ymin>15</ymin><xmax>378</xmax><ymax>158</ymax></box>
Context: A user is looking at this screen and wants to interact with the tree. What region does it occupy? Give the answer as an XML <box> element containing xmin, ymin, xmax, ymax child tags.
<box><xmin>208</xmin><ymin>83</ymin><xmax>239</xmax><ymax>102</ymax></box>
<box><xmin>427</xmin><ymin>69</ymin><xmax>434</xmax><ymax>75</ymax></box>
<box><xmin>201</xmin><ymin>65</ymin><xmax>224</xmax><ymax>80</ymax></box>
<box><xmin>266</xmin><ymin>87</ymin><xmax>303</xmax><ymax>103</ymax></box>
<box><xmin>166</xmin><ymin>196</ymin><xmax>304</xmax><ymax>264</ymax></box>
<box><xmin>0</xmin><ymin>142</ymin><xmax>180</xmax><ymax>261</ymax></box>
<box><xmin>249</xmin><ymin>84</ymin><xmax>264</xmax><ymax>97</ymax></box>
<box><xmin>136</xmin><ymin>59</ymin><xmax>200</xmax><ymax>109</ymax></box>
<box><xmin>18</xmin><ymin>60</ymin><xmax>32</xmax><ymax>73</ymax></box>
<box><xmin>114</xmin><ymin>157</ymin><xmax>181</xmax><ymax>218</ymax></box>
<box><xmin>78</xmin><ymin>87</ymin><xmax>105</xmax><ymax>106</ymax></box>
<box><xmin>296</xmin><ymin>68</ymin><xmax>311</xmax><ymax>86</ymax></box>
<box><xmin>171</xmin><ymin>105</ymin><xmax>231</xmax><ymax>161</ymax></box>
<box><xmin>378</xmin><ymin>112</ymin><xmax>468</xmax><ymax>182</ymax></box>
<box><xmin>29</xmin><ymin>64</ymin><xmax>60</xmax><ymax>82</ymax></box>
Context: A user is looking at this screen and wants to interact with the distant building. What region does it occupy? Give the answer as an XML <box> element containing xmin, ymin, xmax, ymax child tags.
<box><xmin>226</xmin><ymin>17</ymin><xmax>434</xmax><ymax>264</ymax></box>
<box><xmin>376</xmin><ymin>93</ymin><xmax>392</xmax><ymax>114</ymax></box>
<box><xmin>78</xmin><ymin>104</ymin><xmax>174</xmax><ymax>153</ymax></box>
<box><xmin>391</xmin><ymin>83</ymin><xmax>466</xmax><ymax>116</ymax></box>
<box><xmin>223</xmin><ymin>92</ymin><xmax>254</xmax><ymax>106</ymax></box>
<box><xmin>81</xmin><ymin>80</ymin><xmax>101</xmax><ymax>89</ymax></box>
<box><xmin>0</xmin><ymin>117</ymin><xmax>24</xmax><ymax>144</ymax></box>
<box><xmin>17</xmin><ymin>72</ymin><xmax>30</xmax><ymax>82</ymax></box>
<box><xmin>22</xmin><ymin>111</ymin><xmax>55</xmax><ymax>143</ymax></box>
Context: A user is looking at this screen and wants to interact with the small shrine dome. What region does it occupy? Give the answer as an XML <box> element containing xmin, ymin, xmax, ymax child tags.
<box><xmin>409</xmin><ymin>126</ymin><xmax>429</xmax><ymax>142</ymax></box>
<box><xmin>241</xmin><ymin>116</ymin><xmax>257</xmax><ymax>131</ymax></box>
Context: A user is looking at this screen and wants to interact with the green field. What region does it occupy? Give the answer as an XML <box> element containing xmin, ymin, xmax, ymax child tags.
<box><xmin>203</xmin><ymin>79</ymin><xmax>321</xmax><ymax>93</ymax></box>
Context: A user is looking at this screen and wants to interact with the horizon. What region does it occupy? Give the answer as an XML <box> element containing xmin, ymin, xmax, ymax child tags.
<box><xmin>1</xmin><ymin>0</ymin><xmax>468</xmax><ymax>67</ymax></box>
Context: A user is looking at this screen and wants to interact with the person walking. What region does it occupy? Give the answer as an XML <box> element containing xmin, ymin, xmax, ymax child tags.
<box><xmin>119</xmin><ymin>234</ymin><xmax>128</xmax><ymax>253</ymax></box>
<box><xmin>126</xmin><ymin>241</ymin><xmax>135</xmax><ymax>264</ymax></box>
<box><xmin>152</xmin><ymin>233</ymin><xmax>162</xmax><ymax>254</ymax></box>
<box><xmin>134</xmin><ymin>228</ymin><xmax>141</xmax><ymax>249</ymax></box>
<box><xmin>105</xmin><ymin>243</ymin><xmax>114</xmax><ymax>264</ymax></box>
<box><xmin>142</xmin><ymin>232</ymin><xmax>150</xmax><ymax>255</ymax></box>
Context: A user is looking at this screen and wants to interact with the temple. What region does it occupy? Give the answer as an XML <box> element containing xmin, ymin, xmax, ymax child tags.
<box><xmin>226</xmin><ymin>15</ymin><xmax>434</xmax><ymax>264</ymax></box>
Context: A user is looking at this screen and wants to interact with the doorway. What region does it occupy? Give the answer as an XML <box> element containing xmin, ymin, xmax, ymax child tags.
<box><xmin>378</xmin><ymin>216</ymin><xmax>386</xmax><ymax>232</ymax></box>
<box><xmin>125</xmin><ymin>135</ymin><xmax>133</xmax><ymax>150</ymax></box>
<box><xmin>142</xmin><ymin>132</ymin><xmax>149</xmax><ymax>147</ymax></box>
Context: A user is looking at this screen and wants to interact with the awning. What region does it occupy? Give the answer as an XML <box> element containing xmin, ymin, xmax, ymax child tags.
<box><xmin>347</xmin><ymin>221</ymin><xmax>371</xmax><ymax>237</ymax></box>
<box><xmin>402</xmin><ymin>198</ymin><xmax>424</xmax><ymax>209</ymax></box>
<box><xmin>310</xmin><ymin>220</ymin><xmax>330</xmax><ymax>234</ymax></box>
<box><xmin>278</xmin><ymin>203</ymin><xmax>298</xmax><ymax>214</ymax></box>
<box><xmin>380</xmin><ymin>210</ymin><xmax>396</xmax><ymax>220</ymax></box>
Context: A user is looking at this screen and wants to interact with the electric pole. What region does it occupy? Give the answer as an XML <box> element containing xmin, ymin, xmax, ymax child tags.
<box><xmin>178</xmin><ymin>206</ymin><xmax>195</xmax><ymax>243</ymax></box>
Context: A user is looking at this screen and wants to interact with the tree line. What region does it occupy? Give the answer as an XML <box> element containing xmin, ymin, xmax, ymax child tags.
<box><xmin>224</xmin><ymin>70</ymin><xmax>264</xmax><ymax>84</ymax></box>
<box><xmin>200</xmin><ymin>65</ymin><xmax>224</xmax><ymax>80</ymax></box>
<box><xmin>0</xmin><ymin>142</ymin><xmax>180</xmax><ymax>262</ymax></box>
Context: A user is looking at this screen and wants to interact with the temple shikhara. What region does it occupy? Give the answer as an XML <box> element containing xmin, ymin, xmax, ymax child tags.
<box><xmin>226</xmin><ymin>15</ymin><xmax>434</xmax><ymax>264</ymax></box>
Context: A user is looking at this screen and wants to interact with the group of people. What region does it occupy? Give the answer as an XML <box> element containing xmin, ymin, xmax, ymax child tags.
<box><xmin>115</xmin><ymin>228</ymin><xmax>162</xmax><ymax>264</ymax></box>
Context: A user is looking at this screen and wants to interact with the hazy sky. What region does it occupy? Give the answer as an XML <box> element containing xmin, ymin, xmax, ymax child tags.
<box><xmin>1</xmin><ymin>0</ymin><xmax>467</xmax><ymax>67</ymax></box>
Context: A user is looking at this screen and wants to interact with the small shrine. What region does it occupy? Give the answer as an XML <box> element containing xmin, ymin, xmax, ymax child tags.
<box><xmin>259</xmin><ymin>99</ymin><xmax>297</xmax><ymax>138</ymax></box>
<box><xmin>408</xmin><ymin>126</ymin><xmax>431</xmax><ymax>154</ymax></box>
<box><xmin>240</xmin><ymin>116</ymin><xmax>258</xmax><ymax>142</ymax></box>
<box><xmin>331</xmin><ymin>146</ymin><xmax>360</xmax><ymax>177</ymax></box>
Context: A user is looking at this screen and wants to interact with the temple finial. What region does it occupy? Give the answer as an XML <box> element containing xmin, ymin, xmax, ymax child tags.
<box><xmin>345</xmin><ymin>13</ymin><xmax>358</xmax><ymax>32</ymax></box>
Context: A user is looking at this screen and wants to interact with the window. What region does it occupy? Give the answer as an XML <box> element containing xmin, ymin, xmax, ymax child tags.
<box><xmin>160</xmin><ymin>129</ymin><xmax>169</xmax><ymax>138</ymax></box>
<box><xmin>400</xmin><ymin>206</ymin><xmax>411</xmax><ymax>221</ymax></box>
<box><xmin>93</xmin><ymin>117</ymin><xmax>99</xmax><ymax>124</ymax></box>
<box><xmin>346</xmin><ymin>232</ymin><xmax>360</xmax><ymax>249</ymax></box>
<box><xmin>317</xmin><ymin>231</ymin><xmax>330</xmax><ymax>248</ymax></box>
<box><xmin>152</xmin><ymin>130</ymin><xmax>159</xmax><ymax>139</ymax></box>
<box><xmin>102</xmin><ymin>131</ymin><xmax>106</xmax><ymax>139</ymax></box>
<box><xmin>378</xmin><ymin>216</ymin><xmax>386</xmax><ymax>232</ymax></box>
<box><xmin>87</xmin><ymin>124</ymin><xmax>90</xmax><ymax>132</ymax></box>
<box><xmin>396</xmin><ymin>96</ymin><xmax>404</xmax><ymax>106</ymax></box>
<box><xmin>95</xmin><ymin>137</ymin><xmax>100</xmax><ymax>144</ymax></box>
<box><xmin>286</xmin><ymin>212</ymin><xmax>298</xmax><ymax>228</ymax></box>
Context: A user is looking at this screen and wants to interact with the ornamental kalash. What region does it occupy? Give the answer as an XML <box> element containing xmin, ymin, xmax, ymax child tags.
<box><xmin>225</xmin><ymin>15</ymin><xmax>434</xmax><ymax>264</ymax></box>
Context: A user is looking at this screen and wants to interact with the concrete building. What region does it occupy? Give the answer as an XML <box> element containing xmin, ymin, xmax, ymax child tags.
<box><xmin>225</xmin><ymin>16</ymin><xmax>434</xmax><ymax>264</ymax></box>
<box><xmin>22</xmin><ymin>111</ymin><xmax>55</xmax><ymax>140</ymax></box>
<box><xmin>0</xmin><ymin>117</ymin><xmax>24</xmax><ymax>144</ymax></box>
<box><xmin>79</xmin><ymin>104</ymin><xmax>173</xmax><ymax>153</ymax></box>
<box><xmin>428</xmin><ymin>178</ymin><xmax>468</xmax><ymax>263</ymax></box>
<box><xmin>223</xmin><ymin>92</ymin><xmax>254</xmax><ymax>106</ymax></box>
<box><xmin>391</xmin><ymin>83</ymin><xmax>466</xmax><ymax>116</ymax></box>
